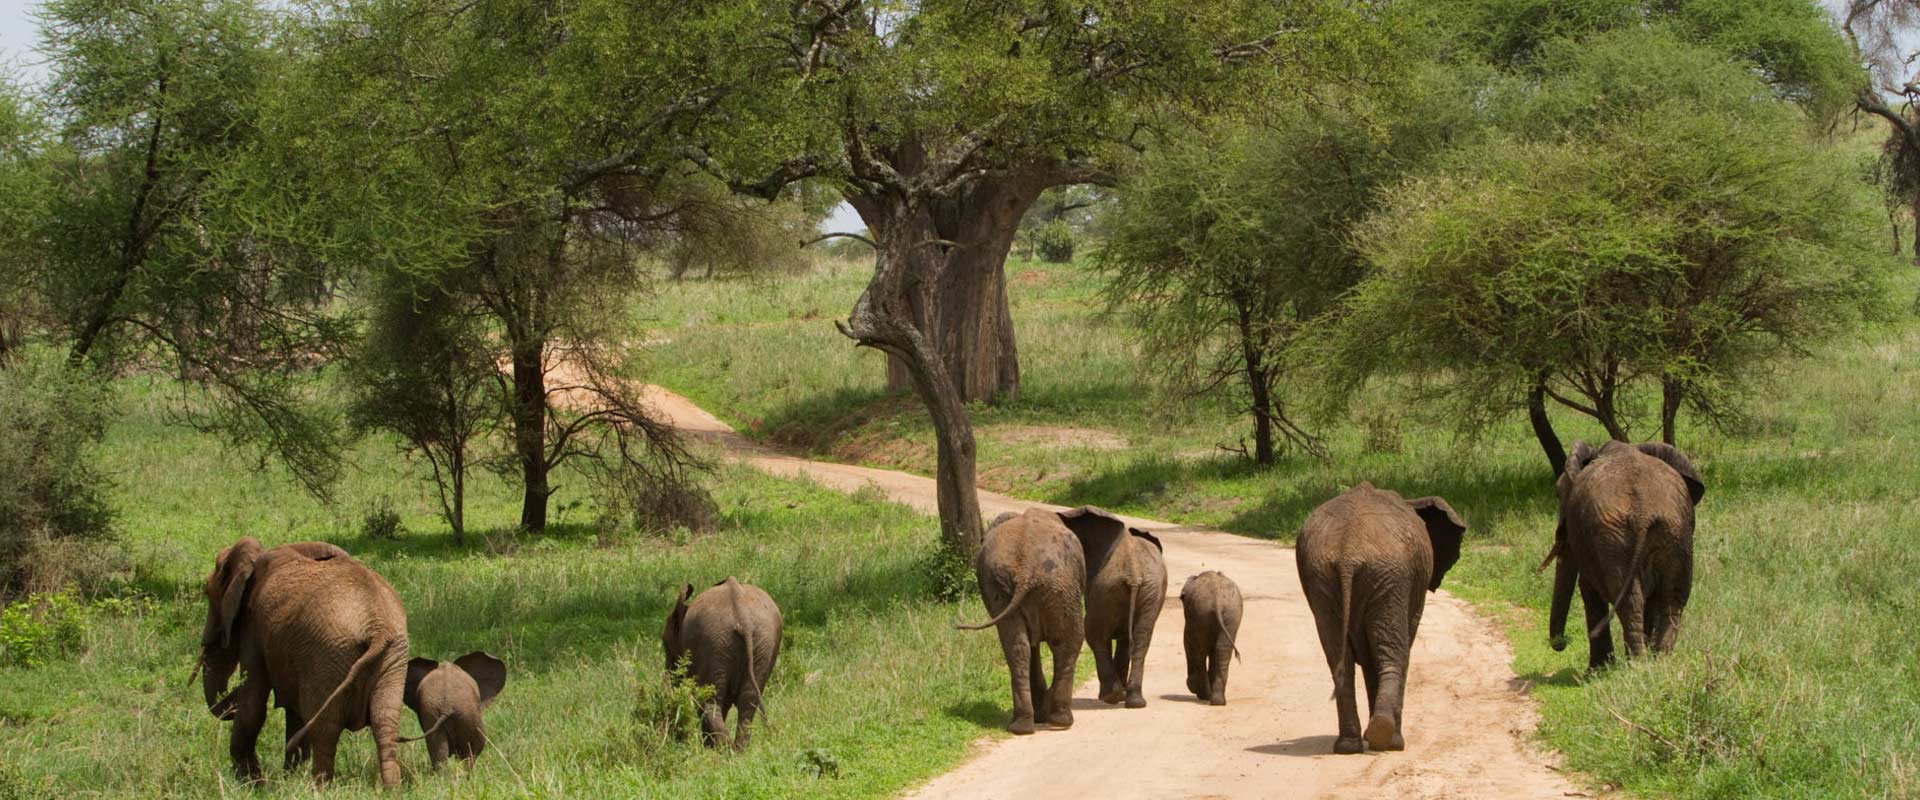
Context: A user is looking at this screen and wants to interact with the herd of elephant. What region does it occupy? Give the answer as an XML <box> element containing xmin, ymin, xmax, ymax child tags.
<box><xmin>964</xmin><ymin>439</ymin><xmax>1704</xmax><ymax>757</ymax></box>
<box><xmin>193</xmin><ymin>537</ymin><xmax>781</xmax><ymax>787</ymax></box>
<box><xmin>189</xmin><ymin>438</ymin><xmax>1700</xmax><ymax>787</ymax></box>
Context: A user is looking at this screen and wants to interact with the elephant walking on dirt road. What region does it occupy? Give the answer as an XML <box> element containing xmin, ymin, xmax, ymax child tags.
<box><xmin>1297</xmin><ymin>484</ymin><xmax>1466</xmax><ymax>754</ymax></box>
<box><xmin>958</xmin><ymin>509</ymin><xmax>1086</xmax><ymax>735</ymax></box>
<box><xmin>1057</xmin><ymin>506</ymin><xmax>1166</xmax><ymax>709</ymax></box>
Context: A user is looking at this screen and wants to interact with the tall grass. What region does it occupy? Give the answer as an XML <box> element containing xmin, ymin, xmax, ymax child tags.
<box><xmin>644</xmin><ymin>256</ymin><xmax>1920</xmax><ymax>798</ymax></box>
<box><xmin>0</xmin><ymin>379</ymin><xmax>1005</xmax><ymax>798</ymax></box>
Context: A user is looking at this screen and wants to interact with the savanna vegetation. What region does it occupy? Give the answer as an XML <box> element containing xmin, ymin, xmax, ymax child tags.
<box><xmin>2</xmin><ymin>0</ymin><xmax>1917</xmax><ymax>797</ymax></box>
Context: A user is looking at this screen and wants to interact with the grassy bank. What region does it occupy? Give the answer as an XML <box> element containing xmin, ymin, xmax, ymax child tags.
<box><xmin>0</xmin><ymin>380</ymin><xmax>1005</xmax><ymax>798</ymax></box>
<box><xmin>636</xmin><ymin>257</ymin><xmax>1920</xmax><ymax>798</ymax></box>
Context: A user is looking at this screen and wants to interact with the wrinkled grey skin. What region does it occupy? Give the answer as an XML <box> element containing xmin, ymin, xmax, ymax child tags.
<box><xmin>957</xmin><ymin>509</ymin><xmax>1086</xmax><ymax>735</ymax></box>
<box><xmin>663</xmin><ymin>578</ymin><xmax>783</xmax><ymax>750</ymax></box>
<box><xmin>197</xmin><ymin>538</ymin><xmax>410</xmax><ymax>786</ymax></box>
<box><xmin>1057</xmin><ymin>506</ymin><xmax>1166</xmax><ymax>709</ymax></box>
<box><xmin>403</xmin><ymin>652</ymin><xmax>505</xmax><ymax>770</ymax></box>
<box><xmin>1180</xmin><ymin>571</ymin><xmax>1243</xmax><ymax>706</ymax></box>
<box><xmin>1297</xmin><ymin>483</ymin><xmax>1465</xmax><ymax>755</ymax></box>
<box><xmin>1545</xmin><ymin>441</ymin><xmax>1704</xmax><ymax>674</ymax></box>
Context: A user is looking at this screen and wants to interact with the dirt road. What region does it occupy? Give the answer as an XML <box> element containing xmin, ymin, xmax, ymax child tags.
<box><xmin>642</xmin><ymin>385</ymin><xmax>1579</xmax><ymax>799</ymax></box>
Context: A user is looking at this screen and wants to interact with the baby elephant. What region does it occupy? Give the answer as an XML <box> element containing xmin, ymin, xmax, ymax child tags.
<box><xmin>402</xmin><ymin>652</ymin><xmax>506</xmax><ymax>770</ymax></box>
<box><xmin>663</xmin><ymin>578</ymin><xmax>783</xmax><ymax>750</ymax></box>
<box><xmin>1180</xmin><ymin>571</ymin><xmax>1242</xmax><ymax>705</ymax></box>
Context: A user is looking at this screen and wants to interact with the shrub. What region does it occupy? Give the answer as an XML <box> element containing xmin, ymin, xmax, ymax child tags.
<box><xmin>1035</xmin><ymin>219</ymin><xmax>1074</xmax><ymax>264</ymax></box>
<box><xmin>916</xmin><ymin>542</ymin><xmax>974</xmax><ymax>603</ymax></box>
<box><xmin>632</xmin><ymin>655</ymin><xmax>716</xmax><ymax>755</ymax></box>
<box><xmin>361</xmin><ymin>496</ymin><xmax>405</xmax><ymax>540</ymax></box>
<box><xmin>0</xmin><ymin>590</ymin><xmax>91</xmax><ymax>668</ymax></box>
<box><xmin>0</xmin><ymin>352</ymin><xmax>119</xmax><ymax>599</ymax></box>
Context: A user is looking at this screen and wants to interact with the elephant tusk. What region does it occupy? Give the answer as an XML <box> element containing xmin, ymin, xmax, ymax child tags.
<box><xmin>188</xmin><ymin>652</ymin><xmax>205</xmax><ymax>689</ymax></box>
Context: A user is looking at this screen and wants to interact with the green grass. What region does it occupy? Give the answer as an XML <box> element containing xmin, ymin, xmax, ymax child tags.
<box><xmin>0</xmin><ymin>379</ymin><xmax>1006</xmax><ymax>798</ymax></box>
<box><xmin>637</xmin><ymin>256</ymin><xmax>1920</xmax><ymax>798</ymax></box>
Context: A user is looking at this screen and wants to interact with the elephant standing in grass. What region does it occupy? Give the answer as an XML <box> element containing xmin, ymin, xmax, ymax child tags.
<box><xmin>663</xmin><ymin>578</ymin><xmax>783</xmax><ymax>750</ymax></box>
<box><xmin>196</xmin><ymin>538</ymin><xmax>410</xmax><ymax>786</ymax></box>
<box><xmin>403</xmin><ymin>652</ymin><xmax>506</xmax><ymax>770</ymax></box>
<box><xmin>1297</xmin><ymin>484</ymin><xmax>1465</xmax><ymax>754</ymax></box>
<box><xmin>957</xmin><ymin>509</ymin><xmax>1085</xmax><ymax>734</ymax></box>
<box><xmin>1545</xmin><ymin>441</ymin><xmax>1704</xmax><ymax>674</ymax></box>
<box><xmin>1057</xmin><ymin>506</ymin><xmax>1165</xmax><ymax>709</ymax></box>
<box><xmin>1181</xmin><ymin>571</ymin><xmax>1242</xmax><ymax>706</ymax></box>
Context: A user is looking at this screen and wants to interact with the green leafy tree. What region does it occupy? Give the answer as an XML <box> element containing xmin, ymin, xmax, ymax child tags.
<box><xmin>1339</xmin><ymin>30</ymin><xmax>1896</xmax><ymax>471</ymax></box>
<box><xmin>1100</xmin><ymin>69</ymin><xmax>1481</xmax><ymax>465</ymax></box>
<box><xmin>0</xmin><ymin>78</ymin><xmax>48</xmax><ymax>360</ymax></box>
<box><xmin>705</xmin><ymin>0</ymin><xmax>1376</xmax><ymax>553</ymax></box>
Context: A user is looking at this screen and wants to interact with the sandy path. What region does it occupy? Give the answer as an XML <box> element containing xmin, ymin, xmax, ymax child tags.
<box><xmin>642</xmin><ymin>385</ymin><xmax>1580</xmax><ymax>799</ymax></box>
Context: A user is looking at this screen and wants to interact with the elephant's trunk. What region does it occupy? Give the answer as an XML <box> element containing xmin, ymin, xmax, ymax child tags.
<box><xmin>201</xmin><ymin>646</ymin><xmax>240</xmax><ymax>718</ymax></box>
<box><xmin>1548</xmin><ymin>540</ymin><xmax>1577</xmax><ymax>652</ymax></box>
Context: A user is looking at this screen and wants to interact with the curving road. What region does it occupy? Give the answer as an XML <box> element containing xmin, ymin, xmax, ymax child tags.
<box><xmin>642</xmin><ymin>385</ymin><xmax>1579</xmax><ymax>799</ymax></box>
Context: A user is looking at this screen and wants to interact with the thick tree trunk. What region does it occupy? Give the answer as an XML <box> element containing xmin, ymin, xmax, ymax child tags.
<box><xmin>511</xmin><ymin>342</ymin><xmax>549</xmax><ymax>532</ymax></box>
<box><xmin>1527</xmin><ymin>376</ymin><xmax>1567</xmax><ymax>476</ymax></box>
<box><xmin>841</xmin><ymin>199</ymin><xmax>989</xmax><ymax>555</ymax></box>
<box><xmin>852</xmin><ymin>175</ymin><xmax>1043</xmax><ymax>405</ymax></box>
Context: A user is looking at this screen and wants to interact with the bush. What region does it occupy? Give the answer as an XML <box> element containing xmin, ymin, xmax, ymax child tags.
<box><xmin>1035</xmin><ymin>219</ymin><xmax>1074</xmax><ymax>263</ymax></box>
<box><xmin>0</xmin><ymin>352</ymin><xmax>119</xmax><ymax>599</ymax></box>
<box><xmin>0</xmin><ymin>590</ymin><xmax>91</xmax><ymax>668</ymax></box>
<box><xmin>361</xmin><ymin>496</ymin><xmax>405</xmax><ymax>540</ymax></box>
<box><xmin>631</xmin><ymin>655</ymin><xmax>716</xmax><ymax>762</ymax></box>
<box><xmin>916</xmin><ymin>542</ymin><xmax>974</xmax><ymax>603</ymax></box>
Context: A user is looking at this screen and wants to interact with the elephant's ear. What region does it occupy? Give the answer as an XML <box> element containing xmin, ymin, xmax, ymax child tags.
<box><xmin>1057</xmin><ymin>506</ymin><xmax>1128</xmax><ymax>552</ymax></box>
<box><xmin>1636</xmin><ymin>442</ymin><xmax>1704</xmax><ymax>506</ymax></box>
<box><xmin>1408</xmin><ymin>497</ymin><xmax>1466</xmax><ymax>591</ymax></box>
<box><xmin>455</xmin><ymin>652</ymin><xmax>507</xmax><ymax>710</ymax></box>
<box><xmin>204</xmin><ymin>538</ymin><xmax>262</xmax><ymax>649</ymax></box>
<box><xmin>405</xmin><ymin>657</ymin><xmax>437</xmax><ymax>711</ymax></box>
<box><xmin>663</xmin><ymin>583</ymin><xmax>694</xmax><ymax>653</ymax></box>
<box><xmin>1126</xmin><ymin>527</ymin><xmax>1164</xmax><ymax>553</ymax></box>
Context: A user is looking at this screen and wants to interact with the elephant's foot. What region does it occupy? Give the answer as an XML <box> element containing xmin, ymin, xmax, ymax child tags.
<box><xmin>1333</xmin><ymin>736</ymin><xmax>1365</xmax><ymax>755</ymax></box>
<box><xmin>1208</xmin><ymin>693</ymin><xmax>1226</xmax><ymax>707</ymax></box>
<box><xmin>1046</xmin><ymin>708</ymin><xmax>1074</xmax><ymax>730</ymax></box>
<box><xmin>1186</xmin><ymin>675</ymin><xmax>1208</xmax><ymax>698</ymax></box>
<box><xmin>1007</xmin><ymin>717</ymin><xmax>1037</xmax><ymax>735</ymax></box>
<box><xmin>1098</xmin><ymin>688</ymin><xmax>1125</xmax><ymax>705</ymax></box>
<box><xmin>1124</xmin><ymin>690</ymin><xmax>1147</xmax><ymax>709</ymax></box>
<box><xmin>1364</xmin><ymin>714</ymin><xmax>1404</xmax><ymax>752</ymax></box>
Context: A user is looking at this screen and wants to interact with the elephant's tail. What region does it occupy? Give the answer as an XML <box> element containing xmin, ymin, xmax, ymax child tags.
<box><xmin>1330</xmin><ymin>566</ymin><xmax>1355</xmax><ymax>698</ymax></box>
<box><xmin>1587</xmin><ymin>521</ymin><xmax>1653</xmax><ymax>642</ymax></box>
<box><xmin>1216</xmin><ymin>609</ymin><xmax>1241</xmax><ymax>662</ymax></box>
<box><xmin>955</xmin><ymin>583</ymin><xmax>1030</xmax><ymax>631</ymax></box>
<box><xmin>286</xmin><ymin>637</ymin><xmax>393</xmax><ymax>753</ymax></box>
<box><xmin>398</xmin><ymin>714</ymin><xmax>447</xmax><ymax>744</ymax></box>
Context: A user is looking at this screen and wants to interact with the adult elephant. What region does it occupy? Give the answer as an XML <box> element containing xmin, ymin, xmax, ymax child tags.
<box><xmin>196</xmin><ymin>537</ymin><xmax>410</xmax><ymax>787</ymax></box>
<box><xmin>1297</xmin><ymin>483</ymin><xmax>1465</xmax><ymax>754</ymax></box>
<box><xmin>1545</xmin><ymin>440</ymin><xmax>1704</xmax><ymax>673</ymax></box>
<box><xmin>957</xmin><ymin>509</ymin><xmax>1085</xmax><ymax>734</ymax></box>
<box><xmin>1057</xmin><ymin>506</ymin><xmax>1165</xmax><ymax>709</ymax></box>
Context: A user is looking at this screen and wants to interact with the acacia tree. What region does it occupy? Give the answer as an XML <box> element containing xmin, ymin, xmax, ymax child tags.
<box><xmin>1341</xmin><ymin>30</ymin><xmax>1893</xmax><ymax>470</ymax></box>
<box><xmin>297</xmin><ymin>0</ymin><xmax>796</xmax><ymax>531</ymax></box>
<box><xmin>1099</xmin><ymin>70</ymin><xmax>1478</xmax><ymax>466</ymax></box>
<box><xmin>711</xmin><ymin>0</ymin><xmax>1371</xmax><ymax>554</ymax></box>
<box><xmin>0</xmin><ymin>79</ymin><xmax>46</xmax><ymax>361</ymax></box>
<box><xmin>1841</xmin><ymin>1</ymin><xmax>1920</xmax><ymax>263</ymax></box>
<box><xmin>31</xmin><ymin>0</ymin><xmax>352</xmax><ymax>495</ymax></box>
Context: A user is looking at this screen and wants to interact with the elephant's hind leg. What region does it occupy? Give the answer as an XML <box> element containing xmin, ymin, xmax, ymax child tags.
<box><xmin>698</xmin><ymin>699</ymin><xmax>732</xmax><ymax>748</ymax></box>
<box><xmin>1183</xmin><ymin>626</ymin><xmax>1210</xmax><ymax>699</ymax></box>
<box><xmin>996</xmin><ymin>624</ymin><xmax>1038</xmax><ymax>734</ymax></box>
<box><xmin>1026</xmin><ymin>646</ymin><xmax>1049</xmax><ymax>727</ymax></box>
<box><xmin>1124</xmin><ymin>608</ymin><xmax>1156</xmax><ymax>708</ymax></box>
<box><xmin>1208</xmin><ymin>641</ymin><xmax>1232</xmax><ymax>705</ymax></box>
<box><xmin>1579</xmin><ymin>579</ymin><xmax>1617</xmax><ymax>673</ymax></box>
<box><xmin>304</xmin><ymin>722</ymin><xmax>344</xmax><ymax>786</ymax></box>
<box><xmin>370</xmin><ymin>670</ymin><xmax>405</xmax><ymax>787</ymax></box>
<box><xmin>1045</xmin><ymin>633</ymin><xmax>1080</xmax><ymax>729</ymax></box>
<box><xmin>282</xmin><ymin>710</ymin><xmax>311</xmax><ymax>771</ymax></box>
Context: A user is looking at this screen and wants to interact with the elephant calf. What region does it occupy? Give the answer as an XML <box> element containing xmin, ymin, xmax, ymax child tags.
<box><xmin>1180</xmin><ymin>571</ymin><xmax>1242</xmax><ymax>706</ymax></box>
<box><xmin>403</xmin><ymin>652</ymin><xmax>506</xmax><ymax>770</ymax></box>
<box><xmin>663</xmin><ymin>578</ymin><xmax>783</xmax><ymax>750</ymax></box>
<box><xmin>957</xmin><ymin>509</ymin><xmax>1085</xmax><ymax>735</ymax></box>
<box><xmin>1545</xmin><ymin>441</ymin><xmax>1704</xmax><ymax>673</ymax></box>
<box><xmin>1297</xmin><ymin>483</ymin><xmax>1465</xmax><ymax>754</ymax></box>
